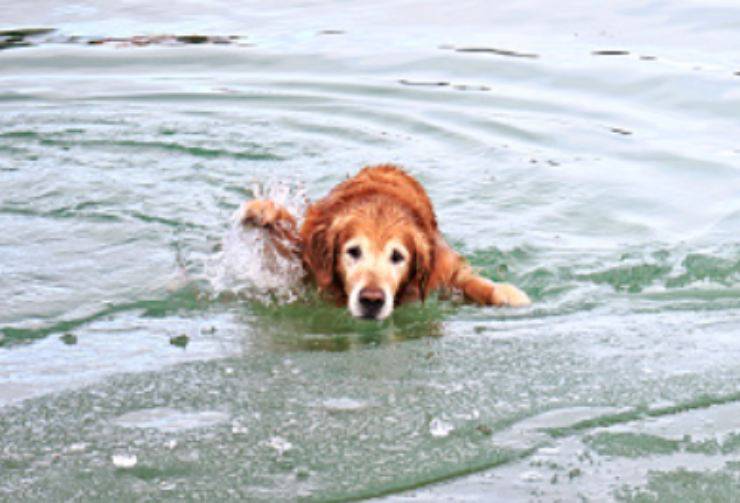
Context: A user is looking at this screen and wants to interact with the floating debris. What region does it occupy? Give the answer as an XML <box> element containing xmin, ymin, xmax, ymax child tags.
<box><xmin>476</xmin><ymin>424</ymin><xmax>493</xmax><ymax>436</ymax></box>
<box><xmin>169</xmin><ymin>334</ymin><xmax>189</xmax><ymax>348</ymax></box>
<box><xmin>398</xmin><ymin>79</ymin><xmax>450</xmax><ymax>87</ymax></box>
<box><xmin>111</xmin><ymin>453</ymin><xmax>137</xmax><ymax>469</ymax></box>
<box><xmin>0</xmin><ymin>29</ymin><xmax>247</xmax><ymax>51</ymax></box>
<box><xmin>455</xmin><ymin>47</ymin><xmax>539</xmax><ymax>59</ymax></box>
<box><xmin>610</xmin><ymin>127</ymin><xmax>633</xmax><ymax>136</ymax></box>
<box><xmin>429</xmin><ymin>418</ymin><xmax>454</xmax><ymax>438</ymax></box>
<box><xmin>60</xmin><ymin>333</ymin><xmax>77</xmax><ymax>345</ymax></box>
<box><xmin>175</xmin><ymin>35</ymin><xmax>210</xmax><ymax>44</ymax></box>
<box><xmin>592</xmin><ymin>50</ymin><xmax>630</xmax><ymax>56</ymax></box>
<box><xmin>87</xmin><ymin>34</ymin><xmax>242</xmax><ymax>47</ymax></box>
<box><xmin>268</xmin><ymin>436</ymin><xmax>293</xmax><ymax>455</ymax></box>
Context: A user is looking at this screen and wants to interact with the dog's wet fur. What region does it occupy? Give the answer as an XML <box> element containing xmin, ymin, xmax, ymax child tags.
<box><xmin>241</xmin><ymin>165</ymin><xmax>530</xmax><ymax>320</ymax></box>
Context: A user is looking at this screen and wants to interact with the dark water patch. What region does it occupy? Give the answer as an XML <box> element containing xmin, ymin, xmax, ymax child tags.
<box><xmin>0</xmin><ymin>28</ymin><xmax>55</xmax><ymax>50</ymax></box>
<box><xmin>577</xmin><ymin>263</ymin><xmax>670</xmax><ymax>293</ymax></box>
<box><xmin>592</xmin><ymin>50</ymin><xmax>631</xmax><ymax>56</ymax></box>
<box><xmin>335</xmin><ymin>449</ymin><xmax>532</xmax><ymax>502</ymax></box>
<box><xmin>575</xmin><ymin>248</ymin><xmax>740</xmax><ymax>294</ymax></box>
<box><xmin>0</xmin><ymin>145</ymin><xmax>28</xmax><ymax>157</ymax></box>
<box><xmin>34</xmin><ymin>138</ymin><xmax>281</xmax><ymax>161</ymax></box>
<box><xmin>318</xmin><ymin>30</ymin><xmax>345</xmax><ymax>35</ymax></box>
<box><xmin>127</xmin><ymin>211</ymin><xmax>205</xmax><ymax>230</ymax></box>
<box><xmin>616</xmin><ymin>468</ymin><xmax>740</xmax><ymax>502</ymax></box>
<box><xmin>546</xmin><ymin>391</ymin><xmax>740</xmax><ymax>438</ymax></box>
<box><xmin>249</xmin><ymin>297</ymin><xmax>449</xmax><ymax>352</ymax></box>
<box><xmin>0</xmin><ymin>29</ymin><xmax>247</xmax><ymax>51</ymax></box>
<box><xmin>455</xmin><ymin>47</ymin><xmax>539</xmax><ymax>59</ymax></box>
<box><xmin>0</xmin><ymin>286</ymin><xmax>204</xmax><ymax>348</ymax></box>
<box><xmin>665</xmin><ymin>253</ymin><xmax>740</xmax><ymax>289</ymax></box>
<box><xmin>465</xmin><ymin>245</ymin><xmax>544</xmax><ymax>295</ymax></box>
<box><xmin>87</xmin><ymin>34</ymin><xmax>243</xmax><ymax>47</ymax></box>
<box><xmin>640</xmin><ymin>55</ymin><xmax>658</xmax><ymax>61</ymax></box>
<box><xmin>0</xmin><ymin>205</ymin><xmax>122</xmax><ymax>223</ymax></box>
<box><xmin>115</xmin><ymin>463</ymin><xmax>193</xmax><ymax>481</ymax></box>
<box><xmin>0</xmin><ymin>28</ymin><xmax>55</xmax><ymax>38</ymax></box>
<box><xmin>473</xmin><ymin>245</ymin><xmax>740</xmax><ymax>306</ymax></box>
<box><xmin>0</xmin><ymin>40</ymin><xmax>34</xmax><ymax>50</ymax></box>
<box><xmin>585</xmin><ymin>432</ymin><xmax>681</xmax><ymax>458</ymax></box>
<box><xmin>0</xmin><ymin>130</ymin><xmax>39</xmax><ymax>139</ymax></box>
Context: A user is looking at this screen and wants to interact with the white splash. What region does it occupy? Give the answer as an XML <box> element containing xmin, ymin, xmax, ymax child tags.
<box><xmin>268</xmin><ymin>436</ymin><xmax>293</xmax><ymax>455</ymax></box>
<box><xmin>205</xmin><ymin>180</ymin><xmax>309</xmax><ymax>303</ymax></box>
<box><xmin>429</xmin><ymin>417</ymin><xmax>454</xmax><ymax>438</ymax></box>
<box><xmin>111</xmin><ymin>453</ymin><xmax>138</xmax><ymax>469</ymax></box>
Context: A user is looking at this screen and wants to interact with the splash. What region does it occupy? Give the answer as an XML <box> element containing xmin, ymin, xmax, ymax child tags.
<box><xmin>205</xmin><ymin>180</ymin><xmax>308</xmax><ymax>304</ymax></box>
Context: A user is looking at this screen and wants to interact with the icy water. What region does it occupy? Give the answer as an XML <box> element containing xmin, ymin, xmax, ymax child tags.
<box><xmin>2</xmin><ymin>1</ymin><xmax>740</xmax><ymax>501</ymax></box>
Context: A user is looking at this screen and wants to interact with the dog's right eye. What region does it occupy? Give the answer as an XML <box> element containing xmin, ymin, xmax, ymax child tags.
<box><xmin>346</xmin><ymin>246</ymin><xmax>362</xmax><ymax>259</ymax></box>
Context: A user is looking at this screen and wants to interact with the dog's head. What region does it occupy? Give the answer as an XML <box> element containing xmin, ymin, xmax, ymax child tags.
<box><xmin>303</xmin><ymin>199</ymin><xmax>434</xmax><ymax>320</ymax></box>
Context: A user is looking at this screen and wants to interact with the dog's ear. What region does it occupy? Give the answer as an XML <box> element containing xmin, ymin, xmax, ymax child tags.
<box><xmin>410</xmin><ymin>231</ymin><xmax>434</xmax><ymax>302</ymax></box>
<box><xmin>303</xmin><ymin>219</ymin><xmax>338</xmax><ymax>291</ymax></box>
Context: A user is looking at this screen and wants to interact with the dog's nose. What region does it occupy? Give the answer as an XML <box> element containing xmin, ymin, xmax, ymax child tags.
<box><xmin>358</xmin><ymin>287</ymin><xmax>386</xmax><ymax>318</ymax></box>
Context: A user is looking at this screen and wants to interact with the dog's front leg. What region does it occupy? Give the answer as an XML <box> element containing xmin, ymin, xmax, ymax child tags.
<box><xmin>239</xmin><ymin>199</ymin><xmax>301</xmax><ymax>258</ymax></box>
<box><xmin>434</xmin><ymin>243</ymin><xmax>531</xmax><ymax>307</ymax></box>
<box><xmin>454</xmin><ymin>267</ymin><xmax>531</xmax><ymax>307</ymax></box>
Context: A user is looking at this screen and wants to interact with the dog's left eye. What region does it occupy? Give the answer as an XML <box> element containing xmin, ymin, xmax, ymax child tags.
<box><xmin>390</xmin><ymin>249</ymin><xmax>405</xmax><ymax>264</ymax></box>
<box><xmin>347</xmin><ymin>246</ymin><xmax>362</xmax><ymax>259</ymax></box>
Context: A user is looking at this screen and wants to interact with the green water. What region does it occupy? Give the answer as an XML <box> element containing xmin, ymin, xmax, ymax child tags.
<box><xmin>2</xmin><ymin>1</ymin><xmax>740</xmax><ymax>501</ymax></box>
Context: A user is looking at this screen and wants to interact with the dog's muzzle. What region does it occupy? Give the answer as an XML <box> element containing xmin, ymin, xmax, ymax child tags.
<box><xmin>358</xmin><ymin>287</ymin><xmax>385</xmax><ymax>319</ymax></box>
<box><xmin>349</xmin><ymin>285</ymin><xmax>392</xmax><ymax>320</ymax></box>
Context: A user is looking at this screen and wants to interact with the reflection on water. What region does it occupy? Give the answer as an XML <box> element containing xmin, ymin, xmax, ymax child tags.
<box><xmin>250</xmin><ymin>299</ymin><xmax>447</xmax><ymax>352</ymax></box>
<box><xmin>2</xmin><ymin>0</ymin><xmax>740</xmax><ymax>500</ymax></box>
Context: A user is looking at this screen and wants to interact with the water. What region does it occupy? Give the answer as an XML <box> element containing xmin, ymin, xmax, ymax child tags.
<box><xmin>1</xmin><ymin>1</ymin><xmax>740</xmax><ymax>500</ymax></box>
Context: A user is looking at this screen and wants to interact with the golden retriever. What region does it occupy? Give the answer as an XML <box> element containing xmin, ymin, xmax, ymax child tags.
<box><xmin>241</xmin><ymin>164</ymin><xmax>530</xmax><ymax>320</ymax></box>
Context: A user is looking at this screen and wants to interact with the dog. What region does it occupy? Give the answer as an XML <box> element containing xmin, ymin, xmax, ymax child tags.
<box><xmin>241</xmin><ymin>164</ymin><xmax>530</xmax><ymax>320</ymax></box>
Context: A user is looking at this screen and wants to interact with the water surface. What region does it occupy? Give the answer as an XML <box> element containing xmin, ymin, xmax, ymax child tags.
<box><xmin>2</xmin><ymin>1</ymin><xmax>740</xmax><ymax>501</ymax></box>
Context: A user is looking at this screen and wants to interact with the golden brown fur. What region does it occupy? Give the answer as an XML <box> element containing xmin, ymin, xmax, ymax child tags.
<box><xmin>241</xmin><ymin>164</ymin><xmax>530</xmax><ymax>319</ymax></box>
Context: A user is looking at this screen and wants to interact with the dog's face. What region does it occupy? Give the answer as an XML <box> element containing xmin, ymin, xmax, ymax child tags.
<box><xmin>304</xmin><ymin>206</ymin><xmax>432</xmax><ymax>320</ymax></box>
<box><xmin>339</xmin><ymin>235</ymin><xmax>410</xmax><ymax>320</ymax></box>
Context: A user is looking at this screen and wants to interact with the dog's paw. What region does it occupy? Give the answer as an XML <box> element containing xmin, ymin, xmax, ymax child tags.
<box><xmin>239</xmin><ymin>199</ymin><xmax>284</xmax><ymax>228</ymax></box>
<box><xmin>491</xmin><ymin>283</ymin><xmax>531</xmax><ymax>307</ymax></box>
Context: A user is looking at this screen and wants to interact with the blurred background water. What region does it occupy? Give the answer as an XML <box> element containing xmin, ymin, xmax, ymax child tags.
<box><xmin>1</xmin><ymin>1</ymin><xmax>739</xmax><ymax>500</ymax></box>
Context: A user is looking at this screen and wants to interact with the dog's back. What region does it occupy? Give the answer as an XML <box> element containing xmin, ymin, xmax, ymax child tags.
<box><xmin>302</xmin><ymin>165</ymin><xmax>438</xmax><ymax>238</ymax></box>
